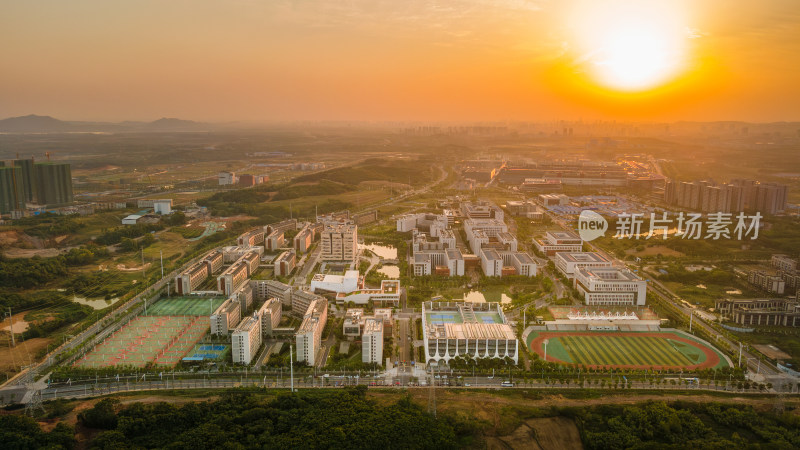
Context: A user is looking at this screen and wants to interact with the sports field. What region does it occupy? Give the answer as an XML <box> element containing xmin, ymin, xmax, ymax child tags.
<box><xmin>527</xmin><ymin>330</ymin><xmax>730</xmax><ymax>370</ymax></box>
<box><xmin>145</xmin><ymin>297</ymin><xmax>226</xmax><ymax>316</ymax></box>
<box><xmin>75</xmin><ymin>316</ymin><xmax>211</xmax><ymax>368</ymax></box>
<box><xmin>425</xmin><ymin>311</ymin><xmax>503</xmax><ymax>324</ymax></box>
<box><xmin>182</xmin><ymin>344</ymin><xmax>230</xmax><ymax>362</ymax></box>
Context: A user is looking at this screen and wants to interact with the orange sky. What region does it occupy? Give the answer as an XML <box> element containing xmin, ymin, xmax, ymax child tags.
<box><xmin>1</xmin><ymin>0</ymin><xmax>799</xmax><ymax>122</ymax></box>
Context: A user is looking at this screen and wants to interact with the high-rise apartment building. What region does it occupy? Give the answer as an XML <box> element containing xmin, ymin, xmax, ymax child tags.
<box><xmin>232</xmin><ymin>315</ymin><xmax>262</xmax><ymax>365</ymax></box>
<box><xmin>295</xmin><ymin>299</ymin><xmax>328</xmax><ymax>366</ymax></box>
<box><xmin>0</xmin><ymin>166</ymin><xmax>25</xmax><ymax>213</ymax></box>
<box><xmin>320</xmin><ymin>222</ymin><xmax>358</xmax><ymax>262</ymax></box>
<box><xmin>12</xmin><ymin>159</ymin><xmax>36</xmax><ymax>202</ymax></box>
<box><xmin>33</xmin><ymin>162</ymin><xmax>73</xmax><ymax>205</ymax></box>
<box><xmin>361</xmin><ymin>319</ymin><xmax>384</xmax><ymax>365</ymax></box>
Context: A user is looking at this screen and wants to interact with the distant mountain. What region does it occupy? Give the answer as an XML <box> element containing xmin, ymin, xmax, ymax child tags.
<box><xmin>145</xmin><ymin>117</ymin><xmax>203</xmax><ymax>130</ymax></box>
<box><xmin>0</xmin><ymin>114</ymin><xmax>75</xmax><ymax>132</ymax></box>
<box><xmin>0</xmin><ymin>114</ymin><xmax>211</xmax><ymax>133</ymax></box>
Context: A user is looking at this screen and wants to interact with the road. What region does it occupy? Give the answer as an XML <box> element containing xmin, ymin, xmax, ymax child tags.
<box><xmin>398</xmin><ymin>318</ymin><xmax>411</xmax><ymax>364</ymax></box>
<box><xmin>32</xmin><ymin>372</ymin><xmax>793</xmax><ymax>403</ymax></box>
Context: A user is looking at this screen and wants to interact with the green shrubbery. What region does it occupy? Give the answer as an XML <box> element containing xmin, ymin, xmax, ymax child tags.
<box><xmin>78</xmin><ymin>389</ymin><xmax>474</xmax><ymax>449</ymax></box>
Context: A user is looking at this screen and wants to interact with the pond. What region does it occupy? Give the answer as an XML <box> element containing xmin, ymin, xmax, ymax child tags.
<box><xmin>73</xmin><ymin>296</ymin><xmax>120</xmax><ymax>310</ymax></box>
<box><xmin>359</xmin><ymin>243</ymin><xmax>397</xmax><ymax>259</ymax></box>
<box><xmin>462</xmin><ymin>291</ymin><xmax>512</xmax><ymax>304</ymax></box>
<box><xmin>377</xmin><ymin>265</ymin><xmax>400</xmax><ymax>278</ymax></box>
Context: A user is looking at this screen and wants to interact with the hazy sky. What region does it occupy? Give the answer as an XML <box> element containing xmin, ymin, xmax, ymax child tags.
<box><xmin>2</xmin><ymin>0</ymin><xmax>799</xmax><ymax>122</ymax></box>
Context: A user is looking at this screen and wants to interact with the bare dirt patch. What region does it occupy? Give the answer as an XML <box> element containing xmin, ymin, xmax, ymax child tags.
<box><xmin>3</xmin><ymin>247</ymin><xmax>65</xmax><ymax>258</ymax></box>
<box><xmin>0</xmin><ymin>336</ymin><xmax>52</xmax><ymax>374</ymax></box>
<box><xmin>526</xmin><ymin>417</ymin><xmax>583</xmax><ymax>450</ymax></box>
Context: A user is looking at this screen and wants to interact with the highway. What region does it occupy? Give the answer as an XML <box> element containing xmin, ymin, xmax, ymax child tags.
<box><xmin>32</xmin><ymin>372</ymin><xmax>792</xmax><ymax>402</ymax></box>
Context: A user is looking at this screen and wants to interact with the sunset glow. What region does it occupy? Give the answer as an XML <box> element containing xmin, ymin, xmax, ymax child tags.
<box><xmin>570</xmin><ymin>1</ymin><xmax>688</xmax><ymax>92</ymax></box>
<box><xmin>1</xmin><ymin>0</ymin><xmax>799</xmax><ymax>121</ymax></box>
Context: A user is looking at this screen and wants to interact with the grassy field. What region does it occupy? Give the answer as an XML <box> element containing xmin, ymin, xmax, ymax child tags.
<box><xmin>145</xmin><ymin>297</ymin><xmax>227</xmax><ymax>316</ymax></box>
<box><xmin>528</xmin><ymin>331</ymin><xmax>730</xmax><ymax>370</ymax></box>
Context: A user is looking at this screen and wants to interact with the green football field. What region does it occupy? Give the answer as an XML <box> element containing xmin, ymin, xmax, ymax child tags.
<box><xmin>554</xmin><ymin>335</ymin><xmax>696</xmax><ymax>367</ymax></box>
<box><xmin>145</xmin><ymin>296</ymin><xmax>227</xmax><ymax>316</ymax></box>
<box><xmin>526</xmin><ymin>331</ymin><xmax>729</xmax><ymax>369</ymax></box>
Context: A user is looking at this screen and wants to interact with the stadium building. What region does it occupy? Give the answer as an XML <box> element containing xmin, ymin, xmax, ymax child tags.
<box><xmin>422</xmin><ymin>302</ymin><xmax>518</xmax><ymax>365</ymax></box>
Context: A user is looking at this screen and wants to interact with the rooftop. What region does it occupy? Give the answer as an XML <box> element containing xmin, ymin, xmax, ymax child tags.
<box><xmin>557</xmin><ymin>252</ymin><xmax>609</xmax><ymax>263</ymax></box>
<box><xmin>233</xmin><ymin>316</ymin><xmax>259</xmax><ymax>333</ymax></box>
<box><xmin>577</xmin><ymin>267</ymin><xmax>642</xmax><ymax>282</ymax></box>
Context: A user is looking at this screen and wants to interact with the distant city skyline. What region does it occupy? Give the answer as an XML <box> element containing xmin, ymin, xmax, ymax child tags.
<box><xmin>2</xmin><ymin>0</ymin><xmax>799</xmax><ymax>122</ymax></box>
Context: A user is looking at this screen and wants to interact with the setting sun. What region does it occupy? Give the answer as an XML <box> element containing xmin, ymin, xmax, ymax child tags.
<box><xmin>571</xmin><ymin>1</ymin><xmax>688</xmax><ymax>92</ymax></box>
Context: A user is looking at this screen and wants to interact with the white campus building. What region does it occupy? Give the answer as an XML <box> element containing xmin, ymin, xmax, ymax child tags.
<box><xmin>320</xmin><ymin>222</ymin><xmax>358</xmax><ymax>262</ymax></box>
<box><xmin>310</xmin><ymin>270</ymin><xmax>361</xmax><ymax>294</ymax></box>
<box><xmin>295</xmin><ymin>299</ymin><xmax>328</xmax><ymax>366</ymax></box>
<box><xmin>210</xmin><ymin>297</ymin><xmax>241</xmax><ymax>336</ymax></box>
<box><xmin>256</xmin><ymin>298</ymin><xmax>282</xmax><ymax>337</ymax></box>
<box><xmin>534</xmin><ymin>231</ymin><xmax>583</xmax><ymax>256</ymax></box>
<box><xmin>335</xmin><ymin>279</ymin><xmax>401</xmax><ymax>307</ymax></box>
<box><xmin>361</xmin><ymin>318</ymin><xmax>384</xmax><ymax>366</ymax></box>
<box><xmin>555</xmin><ymin>252</ymin><xmax>613</xmax><ymax>278</ymax></box>
<box><xmin>232</xmin><ymin>315</ymin><xmax>262</xmax><ymax>365</ymax></box>
<box><xmin>573</xmin><ymin>267</ymin><xmax>647</xmax><ymax>306</ymax></box>
<box><xmin>422</xmin><ymin>302</ymin><xmax>518</xmax><ymax>365</ymax></box>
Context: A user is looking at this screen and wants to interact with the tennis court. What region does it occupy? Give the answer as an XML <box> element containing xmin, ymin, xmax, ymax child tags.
<box><xmin>475</xmin><ymin>312</ymin><xmax>503</xmax><ymax>324</ymax></box>
<box><xmin>182</xmin><ymin>343</ymin><xmax>230</xmax><ymax>362</ymax></box>
<box><xmin>426</xmin><ymin>313</ymin><xmax>461</xmax><ymax>323</ymax></box>
<box><xmin>145</xmin><ymin>296</ymin><xmax>227</xmax><ymax>316</ymax></box>
<box><xmin>74</xmin><ymin>316</ymin><xmax>211</xmax><ymax>369</ymax></box>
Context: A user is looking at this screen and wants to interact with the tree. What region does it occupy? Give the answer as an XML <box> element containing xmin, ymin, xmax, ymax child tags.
<box><xmin>79</xmin><ymin>398</ymin><xmax>119</xmax><ymax>429</ymax></box>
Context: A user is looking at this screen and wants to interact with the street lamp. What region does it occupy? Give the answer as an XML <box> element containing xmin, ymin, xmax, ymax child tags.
<box><xmin>543</xmin><ymin>339</ymin><xmax>549</xmax><ymax>362</ymax></box>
